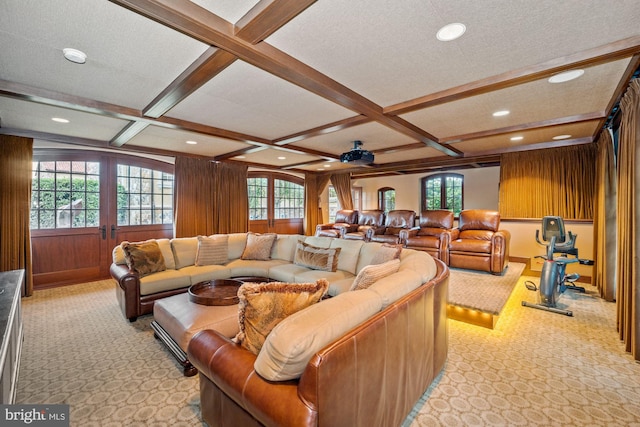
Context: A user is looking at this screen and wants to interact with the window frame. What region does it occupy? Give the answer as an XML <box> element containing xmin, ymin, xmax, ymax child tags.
<box><xmin>420</xmin><ymin>173</ymin><xmax>464</xmax><ymax>217</ymax></box>
<box><xmin>378</xmin><ymin>187</ymin><xmax>396</xmax><ymax>213</ymax></box>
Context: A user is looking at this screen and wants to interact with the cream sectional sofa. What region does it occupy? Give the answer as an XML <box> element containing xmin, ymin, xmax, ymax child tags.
<box><xmin>110</xmin><ymin>233</ymin><xmax>436</xmax><ymax>322</ymax></box>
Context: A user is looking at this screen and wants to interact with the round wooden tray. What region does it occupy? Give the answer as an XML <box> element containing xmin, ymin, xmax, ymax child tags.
<box><xmin>188</xmin><ymin>279</ymin><xmax>243</xmax><ymax>306</ymax></box>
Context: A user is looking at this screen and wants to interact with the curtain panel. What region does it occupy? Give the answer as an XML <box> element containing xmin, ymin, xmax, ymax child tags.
<box><xmin>330</xmin><ymin>172</ymin><xmax>353</xmax><ymax>210</ymax></box>
<box><xmin>212</xmin><ymin>162</ymin><xmax>248</xmax><ymax>234</ymax></box>
<box><xmin>616</xmin><ymin>78</ymin><xmax>640</xmax><ymax>361</ymax></box>
<box><xmin>173</xmin><ymin>157</ymin><xmax>216</xmax><ymax>237</ymax></box>
<box><xmin>499</xmin><ymin>145</ymin><xmax>597</xmax><ymax>219</ymax></box>
<box><xmin>593</xmin><ymin>129</ymin><xmax>617</xmax><ymax>301</ymax></box>
<box><xmin>304</xmin><ymin>173</ymin><xmax>330</xmax><ymax>235</ymax></box>
<box><xmin>0</xmin><ymin>135</ymin><xmax>34</xmax><ymax>296</ymax></box>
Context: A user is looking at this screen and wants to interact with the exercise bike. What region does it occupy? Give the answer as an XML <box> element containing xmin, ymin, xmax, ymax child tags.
<box><xmin>521</xmin><ymin>216</ymin><xmax>591</xmax><ymax>316</ymax></box>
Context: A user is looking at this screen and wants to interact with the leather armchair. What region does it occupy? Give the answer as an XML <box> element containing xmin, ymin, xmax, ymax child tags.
<box><xmin>401</xmin><ymin>209</ymin><xmax>455</xmax><ymax>264</ymax></box>
<box><xmin>343</xmin><ymin>210</ymin><xmax>385</xmax><ymax>241</ymax></box>
<box><xmin>315</xmin><ymin>209</ymin><xmax>359</xmax><ymax>238</ymax></box>
<box><xmin>368</xmin><ymin>210</ymin><xmax>417</xmax><ymax>244</ymax></box>
<box><xmin>448</xmin><ymin>209</ymin><xmax>511</xmax><ymax>274</ymax></box>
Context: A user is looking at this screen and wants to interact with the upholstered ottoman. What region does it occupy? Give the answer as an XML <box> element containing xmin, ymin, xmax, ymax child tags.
<box><xmin>151</xmin><ymin>292</ymin><xmax>239</xmax><ymax>376</ymax></box>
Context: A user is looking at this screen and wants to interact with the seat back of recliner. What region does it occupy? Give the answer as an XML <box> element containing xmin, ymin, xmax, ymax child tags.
<box><xmin>419</xmin><ymin>210</ymin><xmax>454</xmax><ymax>229</ymax></box>
<box><xmin>334</xmin><ymin>209</ymin><xmax>358</xmax><ymax>225</ymax></box>
<box><xmin>458</xmin><ymin>209</ymin><xmax>500</xmax><ymax>233</ymax></box>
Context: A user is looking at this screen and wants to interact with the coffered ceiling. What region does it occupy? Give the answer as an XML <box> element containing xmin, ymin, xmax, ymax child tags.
<box><xmin>1</xmin><ymin>0</ymin><xmax>639</xmax><ymax>178</ymax></box>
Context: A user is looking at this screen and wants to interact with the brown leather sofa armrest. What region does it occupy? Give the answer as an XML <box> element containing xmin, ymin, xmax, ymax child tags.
<box><xmin>110</xmin><ymin>263</ymin><xmax>137</xmax><ymax>287</ymax></box>
<box><xmin>188</xmin><ymin>330</ymin><xmax>315</xmax><ymax>427</ymax></box>
<box><xmin>110</xmin><ymin>263</ymin><xmax>141</xmax><ymax>321</ymax></box>
<box><xmin>450</xmin><ymin>228</ymin><xmax>460</xmax><ymax>241</ymax></box>
<box><xmin>398</xmin><ymin>227</ymin><xmax>420</xmax><ymax>244</ymax></box>
<box><xmin>315</xmin><ymin>223</ymin><xmax>334</xmax><ymax>232</ymax></box>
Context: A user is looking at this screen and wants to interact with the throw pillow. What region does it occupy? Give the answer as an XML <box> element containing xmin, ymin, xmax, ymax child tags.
<box><xmin>293</xmin><ymin>241</ymin><xmax>341</xmax><ymax>272</ymax></box>
<box><xmin>350</xmin><ymin>258</ymin><xmax>401</xmax><ymax>291</ymax></box>
<box><xmin>234</xmin><ymin>279</ymin><xmax>329</xmax><ymax>355</ymax></box>
<box><xmin>370</xmin><ymin>243</ymin><xmax>402</xmax><ymax>265</ymax></box>
<box><xmin>241</xmin><ymin>233</ymin><xmax>277</xmax><ymax>261</ymax></box>
<box><xmin>121</xmin><ymin>240</ymin><xmax>166</xmax><ymax>278</ymax></box>
<box><xmin>195</xmin><ymin>235</ymin><xmax>229</xmax><ymax>266</ymax></box>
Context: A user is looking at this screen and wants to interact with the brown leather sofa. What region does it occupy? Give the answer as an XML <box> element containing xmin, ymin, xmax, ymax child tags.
<box><xmin>402</xmin><ymin>209</ymin><xmax>456</xmax><ymax>264</ymax></box>
<box><xmin>187</xmin><ymin>258</ymin><xmax>449</xmax><ymax>427</ymax></box>
<box><xmin>448</xmin><ymin>209</ymin><xmax>511</xmax><ymax>274</ymax></box>
<box><xmin>368</xmin><ymin>209</ymin><xmax>417</xmax><ymax>244</ymax></box>
<box><xmin>343</xmin><ymin>209</ymin><xmax>385</xmax><ymax>241</ymax></box>
<box><xmin>314</xmin><ymin>209</ymin><xmax>358</xmax><ymax>238</ymax></box>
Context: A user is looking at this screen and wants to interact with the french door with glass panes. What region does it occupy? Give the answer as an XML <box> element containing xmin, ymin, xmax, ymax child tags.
<box><xmin>247</xmin><ymin>172</ymin><xmax>304</xmax><ymax>235</ymax></box>
<box><xmin>30</xmin><ymin>151</ymin><xmax>173</xmax><ymax>288</ymax></box>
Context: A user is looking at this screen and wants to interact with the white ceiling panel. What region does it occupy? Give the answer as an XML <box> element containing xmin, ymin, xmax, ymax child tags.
<box><xmin>0</xmin><ymin>97</ymin><xmax>129</xmax><ymax>141</ymax></box>
<box><xmin>0</xmin><ymin>0</ymin><xmax>209</xmax><ymax>109</ymax></box>
<box><xmin>401</xmin><ymin>59</ymin><xmax>629</xmax><ymax>139</ymax></box>
<box><xmin>233</xmin><ymin>147</ymin><xmax>325</xmax><ymax>167</ymax></box>
<box><xmin>373</xmin><ymin>146</ymin><xmax>443</xmax><ymax>164</ymax></box>
<box><xmin>127</xmin><ymin>125</ymin><xmax>253</xmax><ymax>157</ymax></box>
<box><xmin>167</xmin><ymin>60</ymin><xmax>354</xmax><ymax>139</ymax></box>
<box><xmin>267</xmin><ymin>0</ymin><xmax>640</xmax><ymax>106</ymax></box>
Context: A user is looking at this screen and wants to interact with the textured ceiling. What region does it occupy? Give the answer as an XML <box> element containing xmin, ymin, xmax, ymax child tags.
<box><xmin>1</xmin><ymin>0</ymin><xmax>639</xmax><ymax>177</ymax></box>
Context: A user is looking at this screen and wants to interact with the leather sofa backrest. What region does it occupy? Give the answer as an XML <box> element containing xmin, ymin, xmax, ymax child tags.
<box><xmin>419</xmin><ymin>209</ymin><xmax>454</xmax><ymax>229</ymax></box>
<box><xmin>384</xmin><ymin>210</ymin><xmax>416</xmax><ymax>228</ymax></box>
<box><xmin>458</xmin><ymin>209</ymin><xmax>500</xmax><ymax>232</ymax></box>
<box><xmin>334</xmin><ymin>209</ymin><xmax>358</xmax><ymax>224</ymax></box>
<box><xmin>358</xmin><ymin>210</ymin><xmax>385</xmax><ymax>227</ymax></box>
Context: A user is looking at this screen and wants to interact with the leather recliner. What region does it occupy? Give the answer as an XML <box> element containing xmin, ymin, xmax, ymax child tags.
<box><xmin>343</xmin><ymin>210</ymin><xmax>385</xmax><ymax>241</ymax></box>
<box><xmin>401</xmin><ymin>209</ymin><xmax>456</xmax><ymax>264</ymax></box>
<box><xmin>368</xmin><ymin>210</ymin><xmax>417</xmax><ymax>244</ymax></box>
<box><xmin>315</xmin><ymin>209</ymin><xmax>359</xmax><ymax>238</ymax></box>
<box><xmin>448</xmin><ymin>209</ymin><xmax>511</xmax><ymax>274</ymax></box>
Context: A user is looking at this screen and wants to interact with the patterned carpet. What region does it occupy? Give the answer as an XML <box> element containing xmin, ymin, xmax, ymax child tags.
<box><xmin>17</xmin><ymin>276</ymin><xmax>640</xmax><ymax>426</ymax></box>
<box><xmin>448</xmin><ymin>263</ymin><xmax>525</xmax><ymax>315</ymax></box>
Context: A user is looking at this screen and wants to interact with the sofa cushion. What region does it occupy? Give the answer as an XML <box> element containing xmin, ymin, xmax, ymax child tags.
<box><xmin>234</xmin><ymin>280</ymin><xmax>328</xmax><ymax>355</ymax></box>
<box><xmin>398</xmin><ymin>250</ymin><xmax>438</xmax><ymax>284</ymax></box>
<box><xmin>121</xmin><ymin>240</ymin><xmax>166</xmax><ymax>278</ymax></box>
<box><xmin>241</xmin><ymin>233</ymin><xmax>277</xmax><ymax>260</ymax></box>
<box><xmin>254</xmin><ymin>288</ymin><xmax>383</xmax><ymax>381</ymax></box>
<box><xmin>228</xmin><ymin>233</ymin><xmax>249</xmax><ymax>260</ymax></box>
<box><xmin>178</xmin><ymin>264</ymin><xmax>231</xmax><ymax>285</ymax></box>
<box><xmin>367</xmin><ymin>270</ymin><xmax>423</xmax><ymax>309</ymax></box>
<box><xmin>171</xmin><ymin>237</ymin><xmax>199</xmax><ymax>269</ymax></box>
<box><xmin>329</xmin><ymin>239</ymin><xmax>364</xmax><ymax>274</ymax></box>
<box><xmin>370</xmin><ymin>243</ymin><xmax>402</xmax><ymax>265</ymax></box>
<box><xmin>268</xmin><ymin>263</ymin><xmax>313</xmax><ymax>283</ymax></box>
<box><xmin>270</xmin><ymin>234</ymin><xmax>303</xmax><ymax>262</ymax></box>
<box><xmin>302</xmin><ymin>236</ymin><xmax>333</xmax><ymax>248</ymax></box>
<box><xmin>226</xmin><ymin>259</ymin><xmax>287</xmax><ymax>278</ymax></box>
<box><xmin>350</xmin><ymin>258</ymin><xmax>401</xmax><ymax>291</ymax></box>
<box><xmin>355</xmin><ymin>241</ymin><xmax>384</xmax><ymax>273</ymax></box>
<box><xmin>139</xmin><ymin>269</ymin><xmax>191</xmax><ymax>296</ymax></box>
<box><xmin>293</xmin><ymin>242</ymin><xmax>341</xmax><ymax>272</ymax></box>
<box><xmin>195</xmin><ymin>235</ymin><xmax>229</xmax><ymax>266</ymax></box>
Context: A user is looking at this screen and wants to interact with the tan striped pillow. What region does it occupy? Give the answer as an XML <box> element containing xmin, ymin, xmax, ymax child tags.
<box><xmin>293</xmin><ymin>241</ymin><xmax>341</xmax><ymax>272</ymax></box>
<box><xmin>195</xmin><ymin>235</ymin><xmax>229</xmax><ymax>266</ymax></box>
<box><xmin>350</xmin><ymin>258</ymin><xmax>401</xmax><ymax>291</ymax></box>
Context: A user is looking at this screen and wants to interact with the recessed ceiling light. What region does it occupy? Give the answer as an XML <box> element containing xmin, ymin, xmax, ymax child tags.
<box><xmin>235</xmin><ymin>155</ymin><xmax>246</xmax><ymax>159</ymax></box>
<box><xmin>63</xmin><ymin>48</ymin><xmax>87</xmax><ymax>64</ymax></box>
<box><xmin>510</xmin><ymin>136</ymin><xmax>524</xmax><ymax>141</ymax></box>
<box><xmin>553</xmin><ymin>134</ymin><xmax>572</xmax><ymax>140</ymax></box>
<box><xmin>436</xmin><ymin>23</ymin><xmax>466</xmax><ymax>41</ymax></box>
<box><xmin>316</xmin><ymin>168</ymin><xmax>325</xmax><ymax>171</ymax></box>
<box><xmin>548</xmin><ymin>69</ymin><xmax>584</xmax><ymax>84</ymax></box>
<box><xmin>51</xmin><ymin>117</ymin><xmax>69</xmax><ymax>123</ymax></box>
<box><xmin>186</xmin><ymin>140</ymin><xmax>198</xmax><ymax>145</ymax></box>
<box><xmin>277</xmin><ymin>156</ymin><xmax>286</xmax><ymax>160</ymax></box>
<box><xmin>493</xmin><ymin>110</ymin><xmax>510</xmax><ymax>117</ymax></box>
<box><xmin>323</xmin><ymin>164</ymin><xmax>331</xmax><ymax>168</ymax></box>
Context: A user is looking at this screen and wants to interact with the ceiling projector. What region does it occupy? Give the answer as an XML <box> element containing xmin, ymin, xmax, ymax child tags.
<box><xmin>340</xmin><ymin>140</ymin><xmax>374</xmax><ymax>164</ymax></box>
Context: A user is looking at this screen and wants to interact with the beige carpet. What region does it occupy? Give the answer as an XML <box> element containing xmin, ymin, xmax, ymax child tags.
<box><xmin>448</xmin><ymin>263</ymin><xmax>526</xmax><ymax>315</ymax></box>
<box><xmin>17</xmin><ymin>277</ymin><xmax>640</xmax><ymax>426</ymax></box>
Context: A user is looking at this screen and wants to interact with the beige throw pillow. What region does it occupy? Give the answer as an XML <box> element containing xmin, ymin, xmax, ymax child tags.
<box><xmin>195</xmin><ymin>235</ymin><xmax>229</xmax><ymax>266</ymax></box>
<box><xmin>293</xmin><ymin>241</ymin><xmax>341</xmax><ymax>272</ymax></box>
<box><xmin>370</xmin><ymin>243</ymin><xmax>403</xmax><ymax>265</ymax></box>
<box><xmin>241</xmin><ymin>233</ymin><xmax>277</xmax><ymax>261</ymax></box>
<box><xmin>234</xmin><ymin>279</ymin><xmax>329</xmax><ymax>355</ymax></box>
<box><xmin>121</xmin><ymin>240</ymin><xmax>166</xmax><ymax>278</ymax></box>
<box><xmin>350</xmin><ymin>258</ymin><xmax>401</xmax><ymax>291</ymax></box>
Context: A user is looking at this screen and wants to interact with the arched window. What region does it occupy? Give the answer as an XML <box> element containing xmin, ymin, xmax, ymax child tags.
<box><xmin>247</xmin><ymin>171</ymin><xmax>304</xmax><ymax>234</ymax></box>
<box><xmin>378</xmin><ymin>187</ymin><xmax>396</xmax><ymax>213</ymax></box>
<box><xmin>421</xmin><ymin>173</ymin><xmax>463</xmax><ymax>216</ymax></box>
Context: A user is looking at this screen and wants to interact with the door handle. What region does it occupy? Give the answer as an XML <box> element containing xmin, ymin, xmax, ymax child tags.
<box><xmin>99</xmin><ymin>225</ymin><xmax>106</xmax><ymax>240</ymax></box>
<box><xmin>111</xmin><ymin>224</ymin><xmax>120</xmax><ymax>239</ymax></box>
